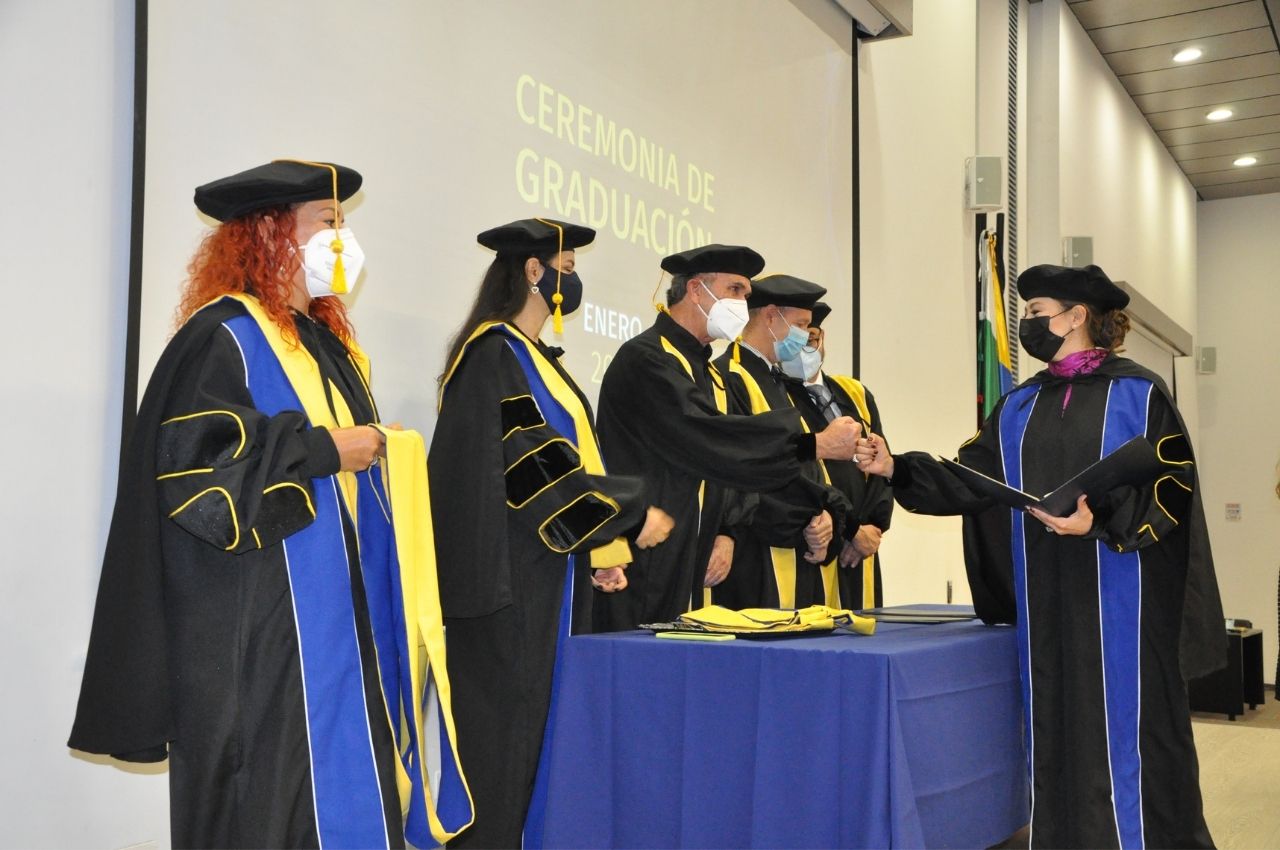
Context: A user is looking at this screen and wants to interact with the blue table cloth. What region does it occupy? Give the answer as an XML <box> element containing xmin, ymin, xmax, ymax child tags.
<box><xmin>539</xmin><ymin>615</ymin><xmax>1029</xmax><ymax>849</ymax></box>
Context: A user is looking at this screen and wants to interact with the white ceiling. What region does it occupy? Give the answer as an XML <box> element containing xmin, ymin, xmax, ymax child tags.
<box><xmin>1067</xmin><ymin>0</ymin><xmax>1280</xmax><ymax>199</ymax></box>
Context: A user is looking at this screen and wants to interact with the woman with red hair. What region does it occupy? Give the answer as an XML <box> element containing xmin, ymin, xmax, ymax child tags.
<box><xmin>70</xmin><ymin>161</ymin><xmax>472</xmax><ymax>849</ymax></box>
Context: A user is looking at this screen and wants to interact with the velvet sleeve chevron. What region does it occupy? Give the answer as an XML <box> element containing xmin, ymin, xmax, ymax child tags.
<box><xmin>1090</xmin><ymin>393</ymin><xmax>1196</xmax><ymax>553</ymax></box>
<box><xmin>500</xmin><ymin>387</ymin><xmax>646</xmax><ymax>555</ymax></box>
<box><xmin>155</xmin><ymin>328</ymin><xmax>330</xmax><ymax>553</ymax></box>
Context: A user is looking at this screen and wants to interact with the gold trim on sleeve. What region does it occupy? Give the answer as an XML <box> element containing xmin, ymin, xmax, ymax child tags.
<box><xmin>504</xmin><ymin>437</ymin><xmax>583</xmax><ymax>509</ymax></box>
<box><xmin>500</xmin><ymin>394</ymin><xmax>546</xmax><ymax>440</ymax></box>
<box><xmin>264</xmin><ymin>481</ymin><xmax>317</xmax><ymax>519</ymax></box>
<box><xmin>168</xmin><ymin>487</ymin><xmax>241</xmax><ymax>551</ymax></box>
<box><xmin>538</xmin><ymin>491</ymin><xmax>622</xmax><ymax>554</ymax></box>
<box><xmin>160</xmin><ymin>409</ymin><xmax>249</xmax><ymax>459</ymax></box>
<box><xmin>156</xmin><ymin>467</ymin><xmax>215</xmax><ymax>480</ymax></box>
<box><xmin>1154</xmin><ymin>433</ymin><xmax>1194</xmax><ymax>467</ymax></box>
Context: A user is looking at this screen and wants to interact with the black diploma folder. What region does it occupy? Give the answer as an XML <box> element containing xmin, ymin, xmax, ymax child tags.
<box><xmin>939</xmin><ymin>435</ymin><xmax>1164</xmax><ymax>517</ymax></box>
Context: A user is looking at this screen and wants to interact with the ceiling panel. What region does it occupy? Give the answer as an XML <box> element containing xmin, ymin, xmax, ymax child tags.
<box><xmin>1068</xmin><ymin>0</ymin><xmax>1280</xmax><ymax>198</ymax></box>
<box><xmin>1147</xmin><ymin>93</ymin><xmax>1280</xmax><ymax>129</ymax></box>
<box><xmin>1088</xmin><ymin>3</ymin><xmax>1268</xmax><ymax>54</ymax></box>
<box><xmin>1120</xmin><ymin>53</ymin><xmax>1280</xmax><ymax>96</ymax></box>
<box><xmin>1106</xmin><ymin>27</ymin><xmax>1274</xmax><ymax>76</ymax></box>
<box><xmin>1167</xmin><ymin>129</ymin><xmax>1280</xmax><ymax>159</ymax></box>
<box><xmin>1178</xmin><ymin>145</ymin><xmax>1280</xmax><ymax>172</ymax></box>
<box><xmin>1190</xmin><ymin>162</ymin><xmax>1280</xmax><ymax>185</ymax></box>
<box><xmin>1134</xmin><ymin>74</ymin><xmax>1280</xmax><ymax>112</ymax></box>
<box><xmin>1070</xmin><ymin>0</ymin><xmax>1241</xmax><ymax>31</ymax></box>
<box><xmin>1198</xmin><ymin>175</ymin><xmax>1280</xmax><ymax>197</ymax></box>
<box><xmin>1158</xmin><ymin>113</ymin><xmax>1280</xmax><ymax>144</ymax></box>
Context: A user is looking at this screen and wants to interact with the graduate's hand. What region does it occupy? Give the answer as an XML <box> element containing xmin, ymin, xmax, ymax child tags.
<box><xmin>704</xmin><ymin>534</ymin><xmax>734</xmax><ymax>587</ymax></box>
<box><xmin>635</xmin><ymin>506</ymin><xmax>675</xmax><ymax>549</ymax></box>
<box><xmin>848</xmin><ymin>524</ymin><xmax>882</xmax><ymax>560</ymax></box>
<box><xmin>374</xmin><ymin>423</ymin><xmax>404</xmax><ymax>457</ymax></box>
<box><xmin>857</xmin><ymin>434</ymin><xmax>893</xmax><ymax>478</ymax></box>
<box><xmin>815</xmin><ymin>416</ymin><xmax>863</xmax><ymax>461</ymax></box>
<box><xmin>331</xmin><ymin>425</ymin><xmax>385</xmax><ymax>471</ymax></box>
<box><xmin>1028</xmin><ymin>494</ymin><xmax>1093</xmax><ymax>536</ymax></box>
<box><xmin>591</xmin><ymin>566</ymin><xmax>628</xmax><ymax>593</ymax></box>
<box><xmin>802</xmin><ymin>511</ymin><xmax>834</xmax><ymax>563</ymax></box>
<box><xmin>838</xmin><ymin>539</ymin><xmax>861</xmax><ymax>567</ymax></box>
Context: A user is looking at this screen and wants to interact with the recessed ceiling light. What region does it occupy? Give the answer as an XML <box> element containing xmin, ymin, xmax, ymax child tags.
<box><xmin>1206</xmin><ymin>108</ymin><xmax>1233</xmax><ymax>121</ymax></box>
<box><xmin>1173</xmin><ymin>47</ymin><xmax>1202</xmax><ymax>62</ymax></box>
<box><xmin>1233</xmin><ymin>156</ymin><xmax>1257</xmax><ymax>167</ymax></box>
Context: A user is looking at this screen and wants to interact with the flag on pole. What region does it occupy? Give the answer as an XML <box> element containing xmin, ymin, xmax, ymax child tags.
<box><xmin>978</xmin><ymin>229</ymin><xmax>1013</xmax><ymax>421</ymax></box>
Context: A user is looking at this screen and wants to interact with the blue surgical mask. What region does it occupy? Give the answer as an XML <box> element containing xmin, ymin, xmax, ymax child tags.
<box><xmin>780</xmin><ymin>346</ymin><xmax>823</xmax><ymax>381</ymax></box>
<box><xmin>771</xmin><ymin>318</ymin><xmax>811</xmax><ymax>363</ymax></box>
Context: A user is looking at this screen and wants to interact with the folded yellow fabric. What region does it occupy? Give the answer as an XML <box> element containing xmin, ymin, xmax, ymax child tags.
<box><xmin>678</xmin><ymin>605</ymin><xmax>875</xmax><ymax>636</ymax></box>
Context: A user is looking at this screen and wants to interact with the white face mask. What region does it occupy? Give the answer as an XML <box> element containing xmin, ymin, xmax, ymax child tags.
<box><xmin>779</xmin><ymin>346</ymin><xmax>823</xmax><ymax>381</ymax></box>
<box><xmin>694</xmin><ymin>282</ymin><xmax>749</xmax><ymax>341</ymax></box>
<box><xmin>299</xmin><ymin>226</ymin><xmax>365</xmax><ymax>297</ymax></box>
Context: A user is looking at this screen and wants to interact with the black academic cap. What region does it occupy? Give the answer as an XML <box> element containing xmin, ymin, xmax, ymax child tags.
<box><xmin>660</xmin><ymin>244</ymin><xmax>765</xmax><ymax>278</ymax></box>
<box><xmin>1017</xmin><ymin>264</ymin><xmax>1129</xmax><ymax>311</ymax></box>
<box><xmin>810</xmin><ymin>301</ymin><xmax>832</xmax><ymax>328</ymax></box>
<box><xmin>194</xmin><ymin>160</ymin><xmax>362</xmax><ymax>222</ymax></box>
<box><xmin>746</xmin><ymin>274</ymin><xmax>827</xmax><ymax>310</ymax></box>
<box><xmin>477</xmin><ymin>218</ymin><xmax>595</xmax><ymax>257</ymax></box>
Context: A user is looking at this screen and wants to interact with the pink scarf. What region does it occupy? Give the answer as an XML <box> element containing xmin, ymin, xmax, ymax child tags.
<box><xmin>1047</xmin><ymin>348</ymin><xmax>1108</xmax><ymax>412</ymax></box>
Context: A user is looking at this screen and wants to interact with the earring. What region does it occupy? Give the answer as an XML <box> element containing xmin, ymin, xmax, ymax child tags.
<box><xmin>530</xmin><ymin>285</ymin><xmax>540</xmax><ymax>294</ymax></box>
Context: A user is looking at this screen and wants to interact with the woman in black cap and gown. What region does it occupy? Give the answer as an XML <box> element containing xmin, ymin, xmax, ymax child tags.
<box><xmin>859</xmin><ymin>264</ymin><xmax>1223</xmax><ymax>849</ymax></box>
<box><xmin>431</xmin><ymin>218</ymin><xmax>674</xmax><ymax>849</ymax></box>
<box><xmin>69</xmin><ymin>160</ymin><xmax>472</xmax><ymax>848</ymax></box>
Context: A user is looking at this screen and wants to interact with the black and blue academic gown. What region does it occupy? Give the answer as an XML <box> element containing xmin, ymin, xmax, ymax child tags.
<box><xmin>69</xmin><ymin>294</ymin><xmax>472</xmax><ymax>849</ymax></box>
<box><xmin>430</xmin><ymin>322</ymin><xmax>646</xmax><ymax>850</ymax></box>
<box><xmin>786</xmin><ymin>371</ymin><xmax>894</xmax><ymax>609</ymax></box>
<box><xmin>888</xmin><ymin>355</ymin><xmax>1223</xmax><ymax>849</ymax></box>
<box><xmin>592</xmin><ymin>311</ymin><xmax>817</xmax><ymax>631</ymax></box>
<box><xmin>712</xmin><ymin>342</ymin><xmax>850</xmax><ymax>610</ymax></box>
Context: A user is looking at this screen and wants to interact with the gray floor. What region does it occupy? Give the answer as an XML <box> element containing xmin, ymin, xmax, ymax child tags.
<box><xmin>1193</xmin><ymin>686</ymin><xmax>1280</xmax><ymax>850</ymax></box>
<box><xmin>990</xmin><ymin>687</ymin><xmax>1279</xmax><ymax>849</ymax></box>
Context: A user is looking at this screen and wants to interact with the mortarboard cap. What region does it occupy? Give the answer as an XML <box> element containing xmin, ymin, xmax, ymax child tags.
<box><xmin>810</xmin><ymin>301</ymin><xmax>832</xmax><ymax>328</ymax></box>
<box><xmin>194</xmin><ymin>160</ymin><xmax>362</xmax><ymax>222</ymax></box>
<box><xmin>1017</xmin><ymin>264</ymin><xmax>1129</xmax><ymax>311</ymax></box>
<box><xmin>661</xmin><ymin>244</ymin><xmax>765</xmax><ymax>279</ymax></box>
<box><xmin>746</xmin><ymin>274</ymin><xmax>827</xmax><ymax>310</ymax></box>
<box><xmin>477</xmin><ymin>218</ymin><xmax>595</xmax><ymax>258</ymax></box>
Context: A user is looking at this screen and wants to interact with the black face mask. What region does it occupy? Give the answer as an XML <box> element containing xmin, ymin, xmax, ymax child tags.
<box><xmin>536</xmin><ymin>263</ymin><xmax>583</xmax><ymax>316</ymax></box>
<box><xmin>1018</xmin><ymin>310</ymin><xmax>1069</xmax><ymax>362</ymax></box>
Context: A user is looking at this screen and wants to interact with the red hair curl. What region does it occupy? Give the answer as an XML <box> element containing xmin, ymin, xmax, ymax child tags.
<box><xmin>175</xmin><ymin>206</ymin><xmax>355</xmax><ymax>345</ymax></box>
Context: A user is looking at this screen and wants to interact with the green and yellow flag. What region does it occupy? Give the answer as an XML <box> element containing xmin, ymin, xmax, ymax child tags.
<box><xmin>978</xmin><ymin>229</ymin><xmax>1013</xmax><ymax>421</ymax></box>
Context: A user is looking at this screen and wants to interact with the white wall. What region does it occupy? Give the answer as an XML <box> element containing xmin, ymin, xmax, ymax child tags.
<box><xmin>1055</xmin><ymin>1</ymin><xmax>1198</xmax><ymax>333</ymax></box>
<box><xmin>862</xmin><ymin>0</ymin><xmax>1203</xmax><ymax>607</ymax></box>
<box><xmin>859</xmin><ymin>0</ymin><xmax>981</xmax><ymax>605</ymax></box>
<box><xmin>1029</xmin><ymin>0</ymin><xmax>1199</xmax><ymax>334</ymax></box>
<box><xmin>1196</xmin><ymin>193</ymin><xmax>1280</xmax><ymax>685</ymax></box>
<box><xmin>1050</xmin><ymin>0</ymin><xmax>1201</xmax><ymax>438</ymax></box>
<box><xmin>0</xmin><ymin>1</ymin><xmax>171</xmax><ymax>848</ymax></box>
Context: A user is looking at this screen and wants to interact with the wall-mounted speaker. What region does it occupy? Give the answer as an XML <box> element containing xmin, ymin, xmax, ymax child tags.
<box><xmin>1062</xmin><ymin>236</ymin><xmax>1093</xmax><ymax>267</ymax></box>
<box><xmin>965</xmin><ymin>156</ymin><xmax>1003</xmax><ymax>210</ymax></box>
<box><xmin>1197</xmin><ymin>346</ymin><xmax>1216</xmax><ymax>375</ymax></box>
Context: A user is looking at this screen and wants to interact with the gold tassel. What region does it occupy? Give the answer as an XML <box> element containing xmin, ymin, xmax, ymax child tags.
<box><xmin>651</xmin><ymin>270</ymin><xmax>669</xmax><ymax>315</ymax></box>
<box><xmin>330</xmin><ymin>235</ymin><xmax>348</xmax><ymax>294</ymax></box>
<box><xmin>552</xmin><ymin>292</ymin><xmax>564</xmax><ymax>334</ymax></box>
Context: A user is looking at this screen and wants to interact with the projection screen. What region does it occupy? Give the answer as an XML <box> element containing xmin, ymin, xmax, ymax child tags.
<box><xmin>136</xmin><ymin>0</ymin><xmax>854</xmax><ymax>432</ymax></box>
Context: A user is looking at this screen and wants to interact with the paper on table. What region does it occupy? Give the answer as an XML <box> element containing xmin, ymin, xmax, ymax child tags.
<box><xmin>940</xmin><ymin>435</ymin><xmax>1164</xmax><ymax>518</ymax></box>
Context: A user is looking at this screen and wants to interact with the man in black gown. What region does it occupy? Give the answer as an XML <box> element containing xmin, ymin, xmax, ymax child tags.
<box><xmin>712</xmin><ymin>275</ymin><xmax>850</xmax><ymax>610</ymax></box>
<box><xmin>784</xmin><ymin>301</ymin><xmax>894</xmax><ymax>609</ymax></box>
<box><xmin>593</xmin><ymin>245</ymin><xmax>863</xmax><ymax>631</ymax></box>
